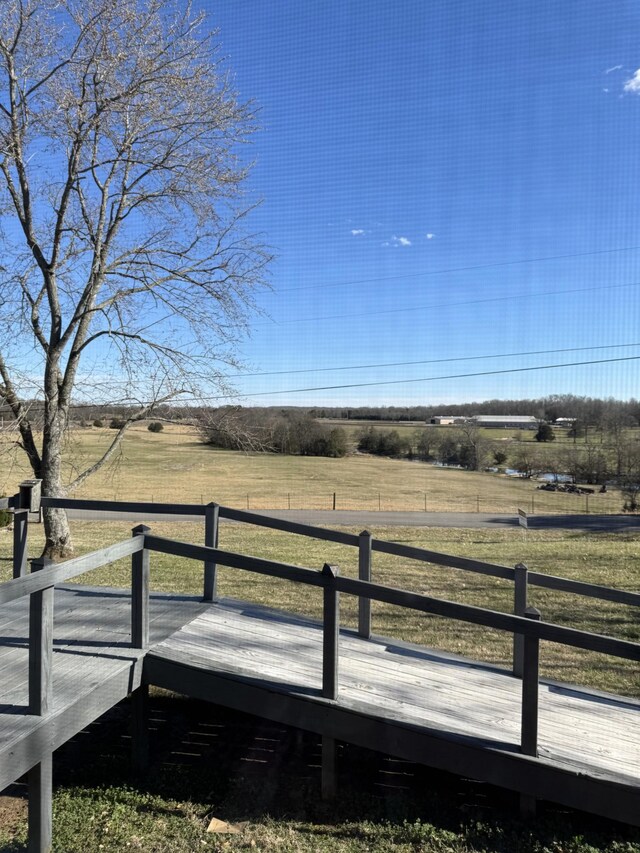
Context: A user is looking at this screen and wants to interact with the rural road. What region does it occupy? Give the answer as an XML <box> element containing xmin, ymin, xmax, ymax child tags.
<box><xmin>65</xmin><ymin>508</ymin><xmax>640</xmax><ymax>532</ymax></box>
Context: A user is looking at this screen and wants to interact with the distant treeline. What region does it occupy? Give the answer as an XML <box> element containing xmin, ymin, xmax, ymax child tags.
<box><xmin>312</xmin><ymin>395</ymin><xmax>640</xmax><ymax>426</ymax></box>
<box><xmin>4</xmin><ymin>395</ymin><xmax>639</xmax><ymax>432</ymax></box>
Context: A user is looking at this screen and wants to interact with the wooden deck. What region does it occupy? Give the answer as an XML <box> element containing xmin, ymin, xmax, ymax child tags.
<box><xmin>146</xmin><ymin>597</ymin><xmax>640</xmax><ymax>825</ymax></box>
<box><xmin>2</xmin><ymin>487</ymin><xmax>640</xmax><ymax>849</ymax></box>
<box><xmin>0</xmin><ymin>584</ymin><xmax>209</xmax><ymax>791</ymax></box>
<box><xmin>1</xmin><ymin>584</ymin><xmax>640</xmax><ymax>832</ymax></box>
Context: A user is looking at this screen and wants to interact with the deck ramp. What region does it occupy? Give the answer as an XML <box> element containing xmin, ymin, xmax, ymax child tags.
<box><xmin>146</xmin><ymin>598</ymin><xmax>640</xmax><ymax>824</ymax></box>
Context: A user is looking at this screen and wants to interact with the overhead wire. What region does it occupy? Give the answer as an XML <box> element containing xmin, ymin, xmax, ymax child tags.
<box><xmin>271</xmin><ymin>244</ymin><xmax>640</xmax><ymax>294</ymax></box>
<box><xmin>232</xmin><ymin>341</ymin><xmax>640</xmax><ymax>378</ymax></box>
<box><xmin>259</xmin><ymin>280</ymin><xmax>640</xmax><ymax>327</ymax></box>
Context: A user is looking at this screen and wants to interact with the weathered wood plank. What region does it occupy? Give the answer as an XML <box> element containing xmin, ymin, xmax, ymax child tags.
<box><xmin>41</xmin><ymin>497</ymin><xmax>207</xmax><ymax>516</ymax></box>
<box><xmin>371</xmin><ymin>538</ymin><xmax>515</xmax><ymax>580</ymax></box>
<box><xmin>220</xmin><ymin>506</ymin><xmax>359</xmax><ymax>546</ymax></box>
<box><xmin>0</xmin><ymin>538</ymin><xmax>143</xmax><ymax>606</ymax></box>
<box><xmin>144</xmin><ymin>534</ymin><xmax>326</xmax><ymax>588</ymax></box>
<box><xmin>528</xmin><ymin>570</ymin><xmax>640</xmax><ymax>607</ymax></box>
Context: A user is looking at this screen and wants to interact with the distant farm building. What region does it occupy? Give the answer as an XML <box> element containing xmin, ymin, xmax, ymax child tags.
<box><xmin>554</xmin><ymin>417</ymin><xmax>576</xmax><ymax>427</ymax></box>
<box><xmin>429</xmin><ymin>415</ymin><xmax>467</xmax><ymax>425</ymax></box>
<box><xmin>471</xmin><ymin>415</ymin><xmax>539</xmax><ymax>429</ymax></box>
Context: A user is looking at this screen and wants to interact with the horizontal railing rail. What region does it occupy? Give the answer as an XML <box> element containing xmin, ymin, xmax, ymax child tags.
<box><xmin>36</xmin><ymin>495</ymin><xmax>640</xmax><ymax>608</ymax></box>
<box><xmin>371</xmin><ymin>537</ymin><xmax>514</xmax><ymax>579</ymax></box>
<box><xmin>0</xmin><ymin>537</ymin><xmax>143</xmax><ymax>605</ymax></box>
<box><xmin>143</xmin><ymin>534</ymin><xmax>640</xmax><ymax>662</ymax></box>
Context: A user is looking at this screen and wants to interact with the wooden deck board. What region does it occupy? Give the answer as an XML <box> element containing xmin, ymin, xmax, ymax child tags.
<box><xmin>149</xmin><ymin>599</ymin><xmax>640</xmax><ymax>789</ymax></box>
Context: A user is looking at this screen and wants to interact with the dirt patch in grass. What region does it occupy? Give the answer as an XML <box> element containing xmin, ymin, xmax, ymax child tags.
<box><xmin>0</xmin><ymin>796</ymin><xmax>26</xmax><ymax>836</ymax></box>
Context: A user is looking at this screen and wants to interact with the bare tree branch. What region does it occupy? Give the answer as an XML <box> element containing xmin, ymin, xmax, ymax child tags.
<box><xmin>0</xmin><ymin>0</ymin><xmax>271</xmax><ymax>555</ymax></box>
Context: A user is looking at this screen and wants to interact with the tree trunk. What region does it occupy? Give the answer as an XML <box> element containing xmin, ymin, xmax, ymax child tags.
<box><xmin>40</xmin><ymin>407</ymin><xmax>74</xmax><ymax>560</ymax></box>
<box><xmin>42</xmin><ymin>504</ymin><xmax>73</xmax><ymax>560</ymax></box>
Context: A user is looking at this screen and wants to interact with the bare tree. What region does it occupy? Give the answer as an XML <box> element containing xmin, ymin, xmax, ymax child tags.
<box><xmin>0</xmin><ymin>0</ymin><xmax>270</xmax><ymax>556</ymax></box>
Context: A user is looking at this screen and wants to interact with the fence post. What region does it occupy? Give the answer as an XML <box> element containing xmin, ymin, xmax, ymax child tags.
<box><xmin>203</xmin><ymin>503</ymin><xmax>219</xmax><ymax>602</ymax></box>
<box><xmin>332</xmin><ymin>492</ymin><xmax>336</xmax><ymax>511</ymax></box>
<box><xmin>358</xmin><ymin>531</ymin><xmax>372</xmax><ymax>639</ymax></box>
<box><xmin>29</xmin><ymin>557</ymin><xmax>53</xmax><ymax>717</ymax></box>
<box><xmin>513</xmin><ymin>563</ymin><xmax>528</xmax><ymax>677</ymax></box>
<box><xmin>322</xmin><ymin>563</ymin><xmax>339</xmax><ymax>700</ymax></box>
<box><xmin>520</xmin><ymin>606</ymin><xmax>541</xmax><ymax>757</ymax></box>
<box><xmin>131</xmin><ymin>525</ymin><xmax>150</xmax><ymax>649</ymax></box>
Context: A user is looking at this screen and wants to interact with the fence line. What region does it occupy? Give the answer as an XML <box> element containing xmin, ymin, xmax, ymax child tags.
<box><xmin>33</xmin><ymin>489</ymin><xmax>626</xmax><ymax>515</ymax></box>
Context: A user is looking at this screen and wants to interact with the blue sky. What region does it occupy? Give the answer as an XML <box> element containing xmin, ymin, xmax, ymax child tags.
<box><xmin>200</xmin><ymin>0</ymin><xmax>640</xmax><ymax>407</ymax></box>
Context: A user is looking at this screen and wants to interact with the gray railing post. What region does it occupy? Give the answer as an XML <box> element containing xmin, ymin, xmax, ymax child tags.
<box><xmin>358</xmin><ymin>530</ymin><xmax>372</xmax><ymax>639</ymax></box>
<box><xmin>513</xmin><ymin>563</ymin><xmax>528</xmax><ymax>676</ymax></box>
<box><xmin>203</xmin><ymin>502</ymin><xmax>219</xmax><ymax>602</ymax></box>
<box><xmin>520</xmin><ymin>606</ymin><xmax>541</xmax><ymax>757</ymax></box>
<box><xmin>19</xmin><ymin>479</ymin><xmax>42</xmax><ymax>513</ymax></box>
<box><xmin>28</xmin><ymin>557</ymin><xmax>53</xmax><ymax>717</ymax></box>
<box><xmin>131</xmin><ymin>525</ymin><xmax>150</xmax><ymax>649</ymax></box>
<box><xmin>322</xmin><ymin>563</ymin><xmax>339</xmax><ymax>700</ymax></box>
<box><xmin>13</xmin><ymin>508</ymin><xmax>29</xmax><ymax>578</ymax></box>
<box><xmin>13</xmin><ymin>479</ymin><xmax>41</xmax><ymax>579</ymax></box>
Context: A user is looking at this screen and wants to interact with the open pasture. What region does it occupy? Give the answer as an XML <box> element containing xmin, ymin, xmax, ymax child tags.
<box><xmin>0</xmin><ymin>424</ymin><xmax>625</xmax><ymax>514</ymax></box>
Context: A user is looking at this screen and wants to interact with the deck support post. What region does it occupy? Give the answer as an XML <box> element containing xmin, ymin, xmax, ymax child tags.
<box><xmin>131</xmin><ymin>525</ymin><xmax>151</xmax><ymax>649</ymax></box>
<box><xmin>321</xmin><ymin>736</ymin><xmax>337</xmax><ymax>800</ymax></box>
<box><xmin>131</xmin><ymin>683</ymin><xmax>150</xmax><ymax>776</ymax></box>
<box><xmin>358</xmin><ymin>531</ymin><xmax>372</xmax><ymax>639</ymax></box>
<box><xmin>203</xmin><ymin>503</ymin><xmax>219</xmax><ymax>602</ymax></box>
<box><xmin>520</xmin><ymin>606</ymin><xmax>541</xmax><ymax>818</ymax></box>
<box><xmin>27</xmin><ymin>753</ymin><xmax>52</xmax><ymax>853</ymax></box>
<box><xmin>513</xmin><ymin>563</ymin><xmax>528</xmax><ymax>676</ymax></box>
<box><xmin>321</xmin><ymin>564</ymin><xmax>339</xmax><ymax>700</ymax></box>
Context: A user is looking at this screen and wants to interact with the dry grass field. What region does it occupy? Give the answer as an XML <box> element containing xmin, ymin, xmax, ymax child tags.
<box><xmin>0</xmin><ymin>423</ymin><xmax>625</xmax><ymax>514</ymax></box>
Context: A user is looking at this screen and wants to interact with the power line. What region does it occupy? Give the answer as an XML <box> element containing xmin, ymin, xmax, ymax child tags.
<box><xmin>272</xmin><ymin>244</ymin><xmax>640</xmax><ymax>295</ymax></box>
<box><xmin>260</xmin><ymin>280</ymin><xmax>640</xmax><ymax>327</ymax></box>
<box><xmin>233</xmin><ymin>341</ymin><xmax>640</xmax><ymax>378</ymax></box>
<box><xmin>3</xmin><ymin>355</ymin><xmax>638</xmax><ymax>414</ymax></box>
<box><xmin>215</xmin><ymin>355</ymin><xmax>640</xmax><ymax>400</ymax></box>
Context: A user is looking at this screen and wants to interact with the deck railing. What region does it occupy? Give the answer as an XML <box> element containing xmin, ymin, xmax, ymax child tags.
<box><xmin>0</xmin><ymin>535</ymin><xmax>145</xmax><ymax>715</ymax></box>
<box><xmin>3</xmin><ymin>481</ymin><xmax>640</xmax><ymax>758</ymax></box>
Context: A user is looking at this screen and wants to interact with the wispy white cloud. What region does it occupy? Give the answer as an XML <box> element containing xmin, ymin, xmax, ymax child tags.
<box><xmin>351</xmin><ymin>229</ymin><xmax>365</xmax><ymax>236</ymax></box>
<box><xmin>382</xmin><ymin>235</ymin><xmax>413</xmax><ymax>247</ymax></box>
<box><xmin>605</xmin><ymin>64</ymin><xmax>622</xmax><ymax>74</ymax></box>
<box><xmin>426</xmin><ymin>233</ymin><xmax>435</xmax><ymax>240</ymax></box>
<box><xmin>623</xmin><ymin>69</ymin><xmax>640</xmax><ymax>93</ymax></box>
